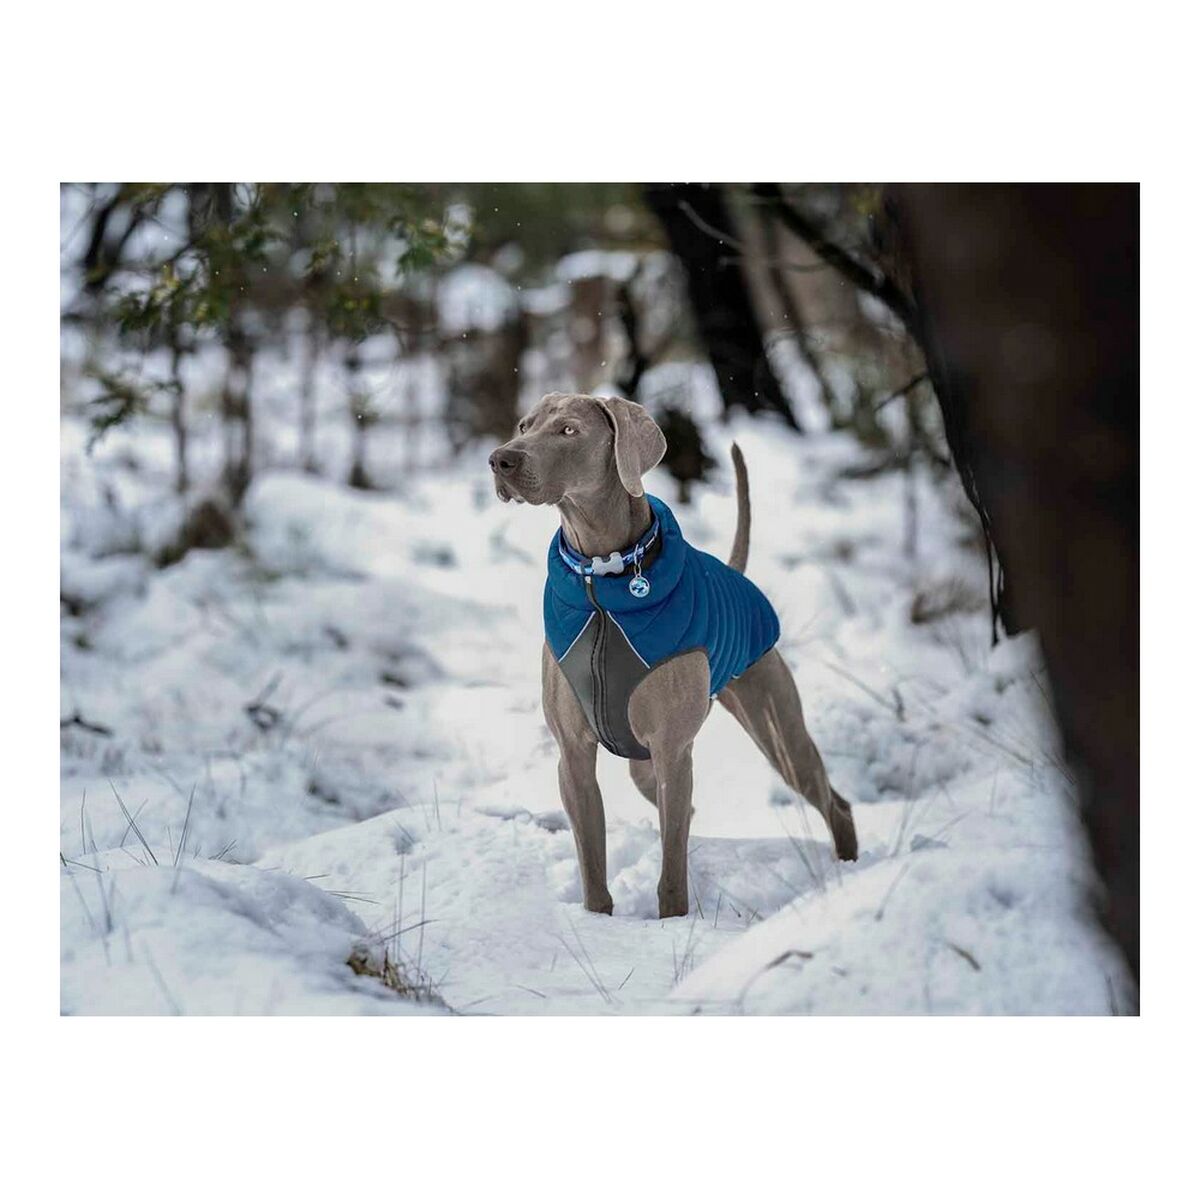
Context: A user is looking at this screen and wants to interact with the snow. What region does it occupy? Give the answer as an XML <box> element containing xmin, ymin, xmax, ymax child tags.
<box><xmin>639</xmin><ymin>359</ymin><xmax>724</xmax><ymax>422</ymax></box>
<box><xmin>60</xmin><ymin>395</ymin><xmax>1133</xmax><ymax>1014</ymax></box>
<box><xmin>555</xmin><ymin>249</ymin><xmax>639</xmax><ymax>284</ymax></box>
<box><xmin>520</xmin><ymin>282</ymin><xmax>571</xmax><ymax>316</ymax></box>
<box><xmin>61</xmin><ymin>850</ymin><xmax>434</xmax><ymax>1015</ymax></box>
<box><xmin>437</xmin><ymin>263</ymin><xmax>519</xmax><ymax>335</ymax></box>
<box><xmin>672</xmin><ymin>718</ymin><xmax>1128</xmax><ymax>1015</ymax></box>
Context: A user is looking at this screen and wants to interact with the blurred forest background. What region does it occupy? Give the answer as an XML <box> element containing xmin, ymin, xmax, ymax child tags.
<box><xmin>60</xmin><ymin>183</ymin><xmax>945</xmax><ymax>512</ymax></box>
<box><xmin>59</xmin><ymin>183</ymin><xmax>1138</xmax><ymax>1008</ymax></box>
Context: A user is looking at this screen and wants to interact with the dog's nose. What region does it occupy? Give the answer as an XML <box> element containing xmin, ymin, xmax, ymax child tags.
<box><xmin>489</xmin><ymin>447</ymin><xmax>525</xmax><ymax>475</ymax></box>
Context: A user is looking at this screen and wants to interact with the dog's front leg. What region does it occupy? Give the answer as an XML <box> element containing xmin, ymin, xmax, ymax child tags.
<box><xmin>556</xmin><ymin>741</ymin><xmax>613</xmax><ymax>914</ymax></box>
<box><xmin>543</xmin><ymin>643</ymin><xmax>612</xmax><ymax>915</ymax></box>
<box><xmin>650</xmin><ymin>745</ymin><xmax>694</xmax><ymax>918</ymax></box>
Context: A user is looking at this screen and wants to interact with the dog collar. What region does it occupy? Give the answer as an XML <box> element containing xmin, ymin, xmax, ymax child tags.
<box><xmin>557</xmin><ymin>515</ymin><xmax>660</xmax><ymax>586</ymax></box>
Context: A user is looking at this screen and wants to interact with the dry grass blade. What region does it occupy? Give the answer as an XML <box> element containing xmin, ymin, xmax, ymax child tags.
<box><xmin>569</xmin><ymin>921</ymin><xmax>611</xmax><ymax>1000</ymax></box>
<box><xmin>116</xmin><ymin>796</ymin><xmax>150</xmax><ymax>851</ymax></box>
<box><xmin>327</xmin><ymin>890</ymin><xmax>380</xmax><ymax>905</ymax></box>
<box><xmin>714</xmin><ymin>884</ymin><xmax>761</xmax><ymax>924</ymax></box>
<box><xmin>61</xmin><ymin>852</ymin><xmax>102</xmax><ymax>874</ymax></box>
<box><xmin>109</xmin><ymin>780</ymin><xmax>157</xmax><ymax>865</ymax></box>
<box><xmin>874</xmin><ymin>863</ymin><xmax>911</xmax><ymax>922</ymax></box>
<box><xmin>63</xmin><ymin>863</ymin><xmax>97</xmax><ymax>933</ymax></box>
<box><xmin>347</xmin><ymin>945</ymin><xmax>444</xmax><ymax>1005</ymax></box>
<box><xmin>142</xmin><ymin>945</ymin><xmax>183</xmax><ymax>1015</ymax></box>
<box><xmin>372</xmin><ymin>916</ymin><xmax>438</xmax><ymax>942</ymax></box>
<box><xmin>96</xmin><ymin>872</ymin><xmax>117</xmax><ymax>938</ymax></box>
<box><xmin>821</xmin><ymin>658</ymin><xmax>904</xmax><ymax>719</ymax></box>
<box><xmin>173</xmin><ymin>784</ymin><xmax>197</xmax><ymax>867</ymax></box>
<box><xmin>672</xmin><ymin>911</ymin><xmax>703</xmax><ymax>984</ymax></box>
<box><xmin>349</xmin><ymin>854</ymin><xmax>446</xmax><ymax>1008</ymax></box>
<box><xmin>556</xmin><ymin>924</ymin><xmax>612</xmax><ymax>1005</ymax></box>
<box><xmin>764</xmin><ymin>948</ymin><xmax>814</xmax><ymax>971</ymax></box>
<box><xmin>736</xmin><ymin>947</ymin><xmax>814</xmax><ymax>1010</ymax></box>
<box><xmin>889</xmin><ymin>743</ymin><xmax>930</xmax><ymax>857</ymax></box>
<box><xmin>417</xmin><ymin>861</ymin><xmax>427</xmax><ymax>976</ymax></box>
<box><xmin>945</xmin><ymin>941</ymin><xmax>981</xmax><ymax>971</ymax></box>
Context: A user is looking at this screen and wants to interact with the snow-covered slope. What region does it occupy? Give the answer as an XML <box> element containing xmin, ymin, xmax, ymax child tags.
<box><xmin>60</xmin><ymin>412</ymin><xmax>1133</xmax><ymax>1014</ymax></box>
<box><xmin>61</xmin><ymin>850</ymin><xmax>435</xmax><ymax>1015</ymax></box>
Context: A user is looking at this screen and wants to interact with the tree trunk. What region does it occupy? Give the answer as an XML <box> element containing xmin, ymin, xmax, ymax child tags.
<box><xmin>616</xmin><ymin>269</ymin><xmax>649</xmax><ymax>399</ymax></box>
<box><xmin>221</xmin><ymin>325</ymin><xmax>254</xmax><ymax>507</ymax></box>
<box><xmin>755</xmin><ymin>182</ymin><xmax>1013</xmax><ymax>635</ymax></box>
<box><xmin>754</xmin><ymin>203</ymin><xmax>838</xmax><ymax>419</ymax></box>
<box><xmin>300</xmin><ymin>311</ymin><xmax>322</xmax><ymax>474</ymax></box>
<box><xmin>644</xmin><ymin>184</ymin><xmax>799</xmax><ymax>429</ymax></box>
<box><xmin>345</xmin><ymin>347</ymin><xmax>372</xmax><ymax>490</ymax></box>
<box><xmin>890</xmin><ymin>183</ymin><xmax>1139</xmax><ymax>990</ymax></box>
<box><xmin>168</xmin><ymin>337</ymin><xmax>188</xmax><ymax>495</ymax></box>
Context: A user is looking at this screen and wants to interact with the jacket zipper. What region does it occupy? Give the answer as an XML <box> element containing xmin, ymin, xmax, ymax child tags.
<box><xmin>583</xmin><ymin>577</ymin><xmax>615</xmax><ymax>752</ymax></box>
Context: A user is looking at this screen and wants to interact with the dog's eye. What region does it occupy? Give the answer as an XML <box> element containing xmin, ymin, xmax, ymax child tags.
<box><xmin>562</xmin><ymin>424</ymin><xmax>577</xmax><ymax>436</ymax></box>
<box><xmin>517</xmin><ymin>421</ymin><xmax>527</xmax><ymax>434</ymax></box>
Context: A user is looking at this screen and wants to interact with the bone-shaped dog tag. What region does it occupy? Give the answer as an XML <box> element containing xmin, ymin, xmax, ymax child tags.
<box><xmin>590</xmin><ymin>552</ymin><xmax>625</xmax><ymax>576</ymax></box>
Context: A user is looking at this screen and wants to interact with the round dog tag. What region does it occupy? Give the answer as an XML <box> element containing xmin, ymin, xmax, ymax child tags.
<box><xmin>628</xmin><ymin>574</ymin><xmax>651</xmax><ymax>598</ymax></box>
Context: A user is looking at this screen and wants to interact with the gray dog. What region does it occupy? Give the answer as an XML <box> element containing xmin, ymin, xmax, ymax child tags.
<box><xmin>490</xmin><ymin>392</ymin><xmax>857</xmax><ymax>919</ymax></box>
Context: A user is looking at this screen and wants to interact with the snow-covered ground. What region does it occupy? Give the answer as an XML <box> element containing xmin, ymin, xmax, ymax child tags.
<box><xmin>60</xmin><ymin>398</ymin><xmax>1134</xmax><ymax>1014</ymax></box>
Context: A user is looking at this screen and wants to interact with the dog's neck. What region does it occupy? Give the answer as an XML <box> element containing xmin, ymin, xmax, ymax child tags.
<box><xmin>557</xmin><ymin>477</ymin><xmax>652</xmax><ymax>559</ymax></box>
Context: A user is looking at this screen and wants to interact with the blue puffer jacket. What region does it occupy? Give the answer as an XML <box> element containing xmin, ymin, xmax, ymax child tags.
<box><xmin>544</xmin><ymin>495</ymin><xmax>780</xmax><ymax>759</ymax></box>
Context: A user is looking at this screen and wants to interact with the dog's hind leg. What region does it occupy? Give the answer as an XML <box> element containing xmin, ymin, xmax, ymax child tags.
<box><xmin>719</xmin><ymin>649</ymin><xmax>858</xmax><ymax>861</ymax></box>
<box><xmin>628</xmin><ymin>758</ymin><xmax>657</xmax><ymax>806</ymax></box>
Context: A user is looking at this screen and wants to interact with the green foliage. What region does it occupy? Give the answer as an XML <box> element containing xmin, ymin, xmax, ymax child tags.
<box><xmin>91</xmin><ymin>182</ymin><xmax>652</xmax><ymax>363</ymax></box>
<box><xmin>114</xmin><ymin>265</ymin><xmax>187</xmax><ymax>338</ymax></box>
<box><xmin>84</xmin><ymin>371</ymin><xmax>153</xmax><ymax>449</ymax></box>
<box><xmin>100</xmin><ymin>182</ymin><xmax>465</xmax><ymax>353</ymax></box>
<box><xmin>324</xmin><ymin>283</ymin><xmax>385</xmax><ymax>341</ymax></box>
<box><xmin>185</xmin><ymin>189</ymin><xmax>278</xmax><ymax>330</ymax></box>
<box><xmin>300</xmin><ymin>185</ymin><xmax>468</xmax><ymax>340</ymax></box>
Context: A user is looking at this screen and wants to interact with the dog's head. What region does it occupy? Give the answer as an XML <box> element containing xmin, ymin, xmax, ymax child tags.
<box><xmin>488</xmin><ymin>392</ymin><xmax>666</xmax><ymax>506</ymax></box>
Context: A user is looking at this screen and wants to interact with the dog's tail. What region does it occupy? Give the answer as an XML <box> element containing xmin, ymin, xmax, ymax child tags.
<box><xmin>728</xmin><ymin>443</ymin><xmax>750</xmax><ymax>574</ymax></box>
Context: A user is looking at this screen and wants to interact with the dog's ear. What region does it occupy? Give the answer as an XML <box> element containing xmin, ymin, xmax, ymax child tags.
<box><xmin>594</xmin><ymin>397</ymin><xmax>666</xmax><ymax>497</ymax></box>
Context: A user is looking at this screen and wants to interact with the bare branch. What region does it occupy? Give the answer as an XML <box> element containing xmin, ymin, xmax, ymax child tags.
<box><xmin>676</xmin><ymin>199</ymin><xmax>747</xmax><ymax>251</ymax></box>
<box><xmin>873</xmin><ymin>371</ymin><xmax>930</xmax><ymax>413</ymax></box>
<box><xmin>752</xmin><ymin>183</ymin><xmax>917</xmax><ymax>334</ymax></box>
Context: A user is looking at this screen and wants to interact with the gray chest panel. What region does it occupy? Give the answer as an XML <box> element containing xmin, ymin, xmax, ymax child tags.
<box><xmin>558</xmin><ymin>610</ymin><xmax>652</xmax><ymax>760</ymax></box>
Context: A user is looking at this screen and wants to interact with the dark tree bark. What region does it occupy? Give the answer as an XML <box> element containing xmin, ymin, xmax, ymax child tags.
<box><xmin>80</xmin><ymin>187</ymin><xmax>121</xmax><ymax>290</ymax></box>
<box><xmin>644</xmin><ymin>183</ymin><xmax>799</xmax><ymax>429</ymax></box>
<box><xmin>890</xmin><ymin>184</ymin><xmax>1139</xmax><ymax>990</ymax></box>
<box><xmin>299</xmin><ymin>310</ymin><xmax>322</xmax><ymax>474</ymax></box>
<box><xmin>220</xmin><ymin>323</ymin><xmax>254</xmax><ymax>506</ymax></box>
<box><xmin>754</xmin><ymin>183</ymin><xmax>918</xmax><ymax>333</ymax></box>
<box><xmin>615</xmin><ymin>269</ymin><xmax>649</xmax><ymax>399</ymax></box>
<box><xmin>345</xmin><ymin>346</ymin><xmax>375</xmax><ymax>491</ymax></box>
<box><xmin>80</xmin><ymin>185</ymin><xmax>150</xmax><ymax>295</ymax></box>
<box><xmin>753</xmin><ymin>202</ymin><xmax>839</xmax><ymax>419</ymax></box>
<box><xmin>755</xmin><ymin>181</ymin><xmax>1014</xmax><ymax>638</ymax></box>
<box><xmin>168</xmin><ymin>336</ymin><xmax>188</xmax><ymax>494</ymax></box>
<box><xmin>202</xmin><ymin>183</ymin><xmax>257</xmax><ymax>508</ymax></box>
